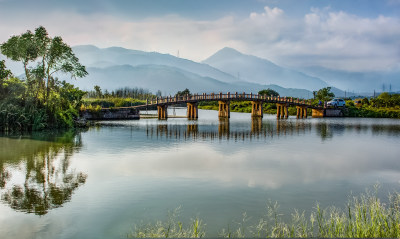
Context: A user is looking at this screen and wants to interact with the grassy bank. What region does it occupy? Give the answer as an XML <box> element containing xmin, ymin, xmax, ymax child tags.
<box><xmin>199</xmin><ymin>100</ymin><xmax>400</xmax><ymax>119</ymax></box>
<box><xmin>127</xmin><ymin>187</ymin><xmax>400</xmax><ymax>238</ymax></box>
<box><xmin>81</xmin><ymin>97</ymin><xmax>146</xmax><ymax>109</ymax></box>
<box><xmin>345</xmin><ymin>105</ymin><xmax>400</xmax><ymax>118</ymax></box>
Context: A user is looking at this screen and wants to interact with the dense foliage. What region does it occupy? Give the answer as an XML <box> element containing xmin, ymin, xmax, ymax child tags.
<box><xmin>345</xmin><ymin>93</ymin><xmax>400</xmax><ymax>118</ymax></box>
<box><xmin>0</xmin><ymin>26</ymin><xmax>87</xmax><ymax>132</ymax></box>
<box><xmin>86</xmin><ymin>86</ymin><xmax>155</xmax><ymax>99</ymax></box>
<box><xmin>313</xmin><ymin>87</ymin><xmax>335</xmax><ymax>101</ymax></box>
<box><xmin>175</xmin><ymin>88</ymin><xmax>192</xmax><ymax>97</ymax></box>
<box><xmin>258</xmin><ymin>88</ymin><xmax>279</xmax><ymax>97</ymax></box>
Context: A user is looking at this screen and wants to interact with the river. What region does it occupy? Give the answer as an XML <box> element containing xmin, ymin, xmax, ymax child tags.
<box><xmin>1</xmin><ymin>109</ymin><xmax>400</xmax><ymax>238</ymax></box>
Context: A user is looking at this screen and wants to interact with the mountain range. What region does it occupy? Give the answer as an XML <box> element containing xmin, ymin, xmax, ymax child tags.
<box><xmin>67</xmin><ymin>45</ymin><xmax>333</xmax><ymax>98</ymax></box>
<box><xmin>4</xmin><ymin>45</ymin><xmax>396</xmax><ymax>98</ymax></box>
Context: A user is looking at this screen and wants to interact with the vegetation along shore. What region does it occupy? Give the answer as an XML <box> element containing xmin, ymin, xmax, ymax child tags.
<box><xmin>128</xmin><ymin>187</ymin><xmax>400</xmax><ymax>238</ymax></box>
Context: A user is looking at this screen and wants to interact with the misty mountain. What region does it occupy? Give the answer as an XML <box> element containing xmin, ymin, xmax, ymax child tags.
<box><xmin>63</xmin><ymin>64</ymin><xmax>313</xmax><ymax>98</ymax></box>
<box><xmin>300</xmin><ymin>66</ymin><xmax>400</xmax><ymax>94</ymax></box>
<box><xmin>72</xmin><ymin>45</ymin><xmax>238</xmax><ymax>83</ymax></box>
<box><xmin>2</xmin><ymin>45</ymin><xmax>342</xmax><ymax>98</ymax></box>
<box><xmin>203</xmin><ymin>47</ymin><xmax>328</xmax><ymax>91</ymax></box>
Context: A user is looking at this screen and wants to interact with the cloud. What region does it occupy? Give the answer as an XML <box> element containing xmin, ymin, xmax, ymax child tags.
<box><xmin>0</xmin><ymin>5</ymin><xmax>399</xmax><ymax>72</ymax></box>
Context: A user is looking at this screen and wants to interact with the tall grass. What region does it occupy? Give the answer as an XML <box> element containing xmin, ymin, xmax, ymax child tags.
<box><xmin>127</xmin><ymin>207</ymin><xmax>205</xmax><ymax>238</ymax></box>
<box><xmin>128</xmin><ymin>187</ymin><xmax>400</xmax><ymax>238</ymax></box>
<box><xmin>0</xmin><ymin>103</ymin><xmax>47</xmax><ymax>131</ymax></box>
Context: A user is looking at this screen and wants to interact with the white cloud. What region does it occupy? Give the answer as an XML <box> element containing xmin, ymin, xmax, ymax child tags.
<box><xmin>0</xmin><ymin>6</ymin><xmax>399</xmax><ymax>72</ymax></box>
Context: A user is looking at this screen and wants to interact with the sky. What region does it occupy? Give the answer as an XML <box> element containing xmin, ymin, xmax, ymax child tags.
<box><xmin>0</xmin><ymin>0</ymin><xmax>400</xmax><ymax>72</ymax></box>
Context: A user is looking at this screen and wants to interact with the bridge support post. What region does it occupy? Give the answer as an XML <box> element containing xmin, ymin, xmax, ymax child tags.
<box><xmin>277</xmin><ymin>103</ymin><xmax>288</xmax><ymax>119</ymax></box>
<box><xmin>251</xmin><ymin>101</ymin><xmax>263</xmax><ymax>118</ymax></box>
<box><xmin>296</xmin><ymin>106</ymin><xmax>307</xmax><ymax>119</ymax></box>
<box><xmin>218</xmin><ymin>101</ymin><xmax>230</xmax><ymax>118</ymax></box>
<box><xmin>157</xmin><ymin>105</ymin><xmax>168</xmax><ymax>120</ymax></box>
<box><xmin>187</xmin><ymin>102</ymin><xmax>198</xmax><ymax>119</ymax></box>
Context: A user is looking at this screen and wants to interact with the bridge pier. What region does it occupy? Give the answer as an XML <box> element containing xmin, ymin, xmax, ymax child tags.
<box><xmin>218</xmin><ymin>101</ymin><xmax>230</xmax><ymax>118</ymax></box>
<box><xmin>277</xmin><ymin>103</ymin><xmax>289</xmax><ymax>119</ymax></box>
<box><xmin>296</xmin><ymin>106</ymin><xmax>307</xmax><ymax>119</ymax></box>
<box><xmin>251</xmin><ymin>101</ymin><xmax>263</xmax><ymax>118</ymax></box>
<box><xmin>157</xmin><ymin>105</ymin><xmax>168</xmax><ymax>120</ymax></box>
<box><xmin>187</xmin><ymin>102</ymin><xmax>198</xmax><ymax>119</ymax></box>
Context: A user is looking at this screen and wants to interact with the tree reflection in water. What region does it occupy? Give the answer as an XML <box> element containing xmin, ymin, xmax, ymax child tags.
<box><xmin>0</xmin><ymin>131</ymin><xmax>87</xmax><ymax>215</ymax></box>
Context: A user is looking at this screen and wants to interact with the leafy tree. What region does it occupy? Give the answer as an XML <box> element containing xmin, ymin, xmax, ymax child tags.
<box><xmin>0</xmin><ymin>26</ymin><xmax>88</xmax><ymax>131</ymax></box>
<box><xmin>258</xmin><ymin>88</ymin><xmax>279</xmax><ymax>97</ymax></box>
<box><xmin>175</xmin><ymin>88</ymin><xmax>191</xmax><ymax>97</ymax></box>
<box><xmin>0</xmin><ymin>60</ymin><xmax>13</xmax><ymax>80</ymax></box>
<box><xmin>0</xmin><ymin>26</ymin><xmax>87</xmax><ymax>100</ymax></box>
<box><xmin>362</xmin><ymin>97</ymin><xmax>370</xmax><ymax>106</ymax></box>
<box><xmin>0</xmin><ymin>78</ymin><xmax>26</xmax><ymax>101</ymax></box>
<box><xmin>94</xmin><ymin>85</ymin><xmax>102</xmax><ymax>98</ymax></box>
<box><xmin>313</xmin><ymin>87</ymin><xmax>335</xmax><ymax>101</ymax></box>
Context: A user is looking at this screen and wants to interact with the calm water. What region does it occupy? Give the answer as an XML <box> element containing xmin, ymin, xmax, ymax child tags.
<box><xmin>1</xmin><ymin>109</ymin><xmax>400</xmax><ymax>238</ymax></box>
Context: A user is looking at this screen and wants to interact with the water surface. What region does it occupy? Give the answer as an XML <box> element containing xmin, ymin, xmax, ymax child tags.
<box><xmin>1</xmin><ymin>109</ymin><xmax>400</xmax><ymax>238</ymax></box>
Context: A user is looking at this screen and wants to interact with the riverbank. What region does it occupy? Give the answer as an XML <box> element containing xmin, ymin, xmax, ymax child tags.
<box><xmin>128</xmin><ymin>187</ymin><xmax>400</xmax><ymax>238</ymax></box>
<box><xmin>198</xmin><ymin>101</ymin><xmax>310</xmax><ymax>116</ymax></box>
<box><xmin>198</xmin><ymin>101</ymin><xmax>400</xmax><ymax>119</ymax></box>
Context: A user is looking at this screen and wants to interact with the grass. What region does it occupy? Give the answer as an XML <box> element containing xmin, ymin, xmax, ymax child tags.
<box><xmin>127</xmin><ymin>186</ymin><xmax>400</xmax><ymax>238</ymax></box>
<box><xmin>127</xmin><ymin>207</ymin><xmax>205</xmax><ymax>238</ymax></box>
<box><xmin>82</xmin><ymin>97</ymin><xmax>146</xmax><ymax>108</ymax></box>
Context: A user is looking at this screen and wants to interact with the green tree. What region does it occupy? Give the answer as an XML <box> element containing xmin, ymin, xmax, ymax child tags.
<box><xmin>94</xmin><ymin>85</ymin><xmax>102</xmax><ymax>98</ymax></box>
<box><xmin>0</xmin><ymin>26</ymin><xmax>88</xmax><ymax>131</ymax></box>
<box><xmin>0</xmin><ymin>60</ymin><xmax>13</xmax><ymax>80</ymax></box>
<box><xmin>313</xmin><ymin>87</ymin><xmax>335</xmax><ymax>101</ymax></box>
<box><xmin>175</xmin><ymin>88</ymin><xmax>191</xmax><ymax>97</ymax></box>
<box><xmin>258</xmin><ymin>88</ymin><xmax>279</xmax><ymax>97</ymax></box>
<box><xmin>0</xmin><ymin>26</ymin><xmax>87</xmax><ymax>100</ymax></box>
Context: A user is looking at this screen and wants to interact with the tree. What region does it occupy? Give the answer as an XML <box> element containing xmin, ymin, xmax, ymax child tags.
<box><xmin>94</xmin><ymin>85</ymin><xmax>102</xmax><ymax>98</ymax></box>
<box><xmin>0</xmin><ymin>27</ymin><xmax>88</xmax><ymax>130</ymax></box>
<box><xmin>258</xmin><ymin>88</ymin><xmax>279</xmax><ymax>97</ymax></box>
<box><xmin>0</xmin><ymin>60</ymin><xmax>13</xmax><ymax>80</ymax></box>
<box><xmin>0</xmin><ymin>26</ymin><xmax>88</xmax><ymax>100</ymax></box>
<box><xmin>175</xmin><ymin>88</ymin><xmax>191</xmax><ymax>97</ymax></box>
<box><xmin>313</xmin><ymin>87</ymin><xmax>335</xmax><ymax>101</ymax></box>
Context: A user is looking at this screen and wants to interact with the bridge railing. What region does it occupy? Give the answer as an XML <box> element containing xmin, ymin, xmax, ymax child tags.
<box><xmin>144</xmin><ymin>92</ymin><xmax>311</xmax><ymax>107</ymax></box>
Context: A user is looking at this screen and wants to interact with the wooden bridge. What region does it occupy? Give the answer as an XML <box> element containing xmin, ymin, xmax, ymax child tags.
<box><xmin>125</xmin><ymin>92</ymin><xmax>322</xmax><ymax>119</ymax></box>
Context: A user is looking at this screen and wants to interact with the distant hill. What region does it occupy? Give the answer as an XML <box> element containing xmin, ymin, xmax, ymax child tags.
<box><xmin>203</xmin><ymin>47</ymin><xmax>328</xmax><ymax>91</ymax></box>
<box><xmin>72</xmin><ymin>45</ymin><xmax>238</xmax><ymax>83</ymax></box>
<box><xmin>300</xmin><ymin>66</ymin><xmax>400</xmax><ymax>94</ymax></box>
<box><xmin>65</xmin><ymin>64</ymin><xmax>313</xmax><ymax>98</ymax></box>
<box><xmin>2</xmin><ymin>45</ymin><xmax>340</xmax><ymax>98</ymax></box>
<box><xmin>3</xmin><ymin>45</ymin><xmax>397</xmax><ymax>97</ymax></box>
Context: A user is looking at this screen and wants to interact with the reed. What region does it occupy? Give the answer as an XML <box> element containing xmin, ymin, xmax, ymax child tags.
<box><xmin>128</xmin><ymin>186</ymin><xmax>400</xmax><ymax>238</ymax></box>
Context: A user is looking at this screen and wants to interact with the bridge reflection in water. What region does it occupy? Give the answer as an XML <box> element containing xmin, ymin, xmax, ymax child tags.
<box><xmin>144</xmin><ymin>119</ymin><xmax>400</xmax><ymax>141</ymax></box>
<box><xmin>145</xmin><ymin>118</ymin><xmax>313</xmax><ymax>141</ymax></box>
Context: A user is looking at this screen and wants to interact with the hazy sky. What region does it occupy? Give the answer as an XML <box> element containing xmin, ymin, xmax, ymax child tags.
<box><xmin>0</xmin><ymin>0</ymin><xmax>399</xmax><ymax>72</ymax></box>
